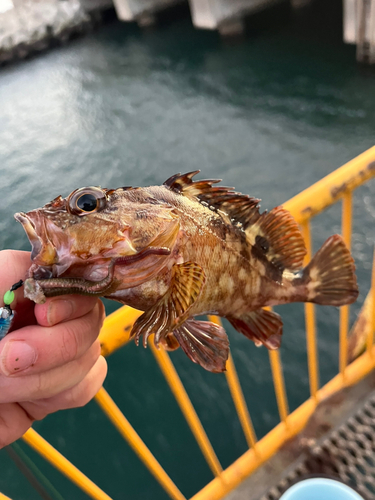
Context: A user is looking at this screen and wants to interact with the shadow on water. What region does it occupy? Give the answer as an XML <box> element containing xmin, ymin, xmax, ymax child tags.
<box><xmin>0</xmin><ymin>0</ymin><xmax>375</xmax><ymax>498</ymax></box>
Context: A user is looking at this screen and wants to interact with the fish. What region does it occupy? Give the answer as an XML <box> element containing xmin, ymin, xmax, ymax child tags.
<box><xmin>14</xmin><ymin>171</ymin><xmax>359</xmax><ymax>372</ymax></box>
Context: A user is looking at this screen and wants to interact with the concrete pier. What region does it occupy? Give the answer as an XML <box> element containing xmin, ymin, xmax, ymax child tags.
<box><xmin>0</xmin><ymin>0</ymin><xmax>92</xmax><ymax>63</ymax></box>
<box><xmin>188</xmin><ymin>0</ymin><xmax>281</xmax><ymax>35</ymax></box>
<box><xmin>343</xmin><ymin>0</ymin><xmax>375</xmax><ymax>63</ymax></box>
<box><xmin>112</xmin><ymin>0</ymin><xmax>182</xmax><ymax>26</ymax></box>
<box><xmin>1</xmin><ymin>0</ymin><xmax>375</xmax><ymax>64</ymax></box>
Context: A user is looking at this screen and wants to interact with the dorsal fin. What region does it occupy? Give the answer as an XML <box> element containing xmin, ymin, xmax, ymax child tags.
<box><xmin>164</xmin><ymin>172</ymin><xmax>306</xmax><ymax>271</ymax></box>
<box><xmin>247</xmin><ymin>207</ymin><xmax>307</xmax><ymax>270</ymax></box>
<box><xmin>164</xmin><ymin>171</ymin><xmax>262</xmax><ymax>228</ymax></box>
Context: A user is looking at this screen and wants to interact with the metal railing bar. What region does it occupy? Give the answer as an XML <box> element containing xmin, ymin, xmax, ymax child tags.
<box><xmin>301</xmin><ymin>221</ymin><xmax>319</xmax><ymax>400</ymax></box>
<box><xmin>367</xmin><ymin>249</ymin><xmax>375</xmax><ymax>354</ymax></box>
<box><xmin>284</xmin><ymin>146</ymin><xmax>375</xmax><ymax>224</ymax></box>
<box><xmin>225</xmin><ymin>353</ymin><xmax>259</xmax><ymax>452</ymax></box>
<box><xmin>99</xmin><ymin>306</ymin><xmax>142</xmax><ymax>358</ymax></box>
<box><xmin>22</xmin><ymin>429</ymin><xmax>113</xmax><ymax>500</ymax></box>
<box><xmin>339</xmin><ymin>192</ymin><xmax>353</xmax><ymax>378</ymax></box>
<box><xmin>340</xmin><ymin>306</ymin><xmax>350</xmax><ymax>378</ymax></box>
<box><xmin>95</xmin><ymin>388</ymin><xmax>186</xmax><ymax>500</ymax></box>
<box><xmin>268</xmin><ymin>350</ymin><xmax>289</xmax><ymax>424</ymax></box>
<box><xmin>341</xmin><ymin>191</ymin><xmax>353</xmax><ymax>246</ymax></box>
<box><xmin>0</xmin><ymin>493</ymin><xmax>12</xmax><ymax>500</ymax></box>
<box><xmin>208</xmin><ymin>316</ymin><xmax>259</xmax><ymax>452</ymax></box>
<box><xmin>149</xmin><ymin>341</ymin><xmax>223</xmax><ymax>478</ymax></box>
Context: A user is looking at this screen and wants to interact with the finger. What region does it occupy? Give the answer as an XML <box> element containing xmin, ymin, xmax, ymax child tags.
<box><xmin>0</xmin><ymin>250</ymin><xmax>33</xmax><ymax>310</ymax></box>
<box><xmin>20</xmin><ymin>356</ymin><xmax>108</xmax><ymax>420</ymax></box>
<box><xmin>34</xmin><ymin>295</ymin><xmax>102</xmax><ymax>327</ymax></box>
<box><xmin>0</xmin><ymin>403</ymin><xmax>32</xmax><ymax>449</ymax></box>
<box><xmin>0</xmin><ymin>301</ymin><xmax>105</xmax><ymax>377</ymax></box>
<box><xmin>0</xmin><ymin>341</ymin><xmax>100</xmax><ymax>404</ymax></box>
<box><xmin>0</xmin><ymin>250</ymin><xmax>36</xmax><ymax>332</ymax></box>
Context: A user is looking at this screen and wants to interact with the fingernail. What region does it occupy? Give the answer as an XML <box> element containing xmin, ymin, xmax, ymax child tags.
<box><xmin>0</xmin><ymin>340</ymin><xmax>38</xmax><ymax>376</ymax></box>
<box><xmin>47</xmin><ymin>299</ymin><xmax>74</xmax><ymax>326</ymax></box>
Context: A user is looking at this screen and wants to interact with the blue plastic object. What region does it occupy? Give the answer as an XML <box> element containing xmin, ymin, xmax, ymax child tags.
<box><xmin>279</xmin><ymin>478</ymin><xmax>365</xmax><ymax>500</ymax></box>
<box><xmin>0</xmin><ymin>306</ymin><xmax>14</xmax><ymax>340</ymax></box>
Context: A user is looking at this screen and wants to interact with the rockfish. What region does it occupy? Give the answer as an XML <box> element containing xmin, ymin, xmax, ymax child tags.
<box><xmin>15</xmin><ymin>172</ymin><xmax>358</xmax><ymax>372</ymax></box>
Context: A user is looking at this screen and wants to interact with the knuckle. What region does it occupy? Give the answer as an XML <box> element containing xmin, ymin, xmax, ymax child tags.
<box><xmin>64</xmin><ymin>385</ymin><xmax>89</xmax><ymax>409</ymax></box>
<box><xmin>0</xmin><ymin>417</ymin><xmax>8</xmax><ymax>449</ymax></box>
<box><xmin>97</xmin><ymin>300</ymin><xmax>106</xmax><ymax>327</ymax></box>
<box><xmin>90</xmin><ymin>304</ymin><xmax>104</xmax><ymax>335</ymax></box>
<box><xmin>60</xmin><ymin>324</ymin><xmax>80</xmax><ymax>363</ymax></box>
<box><xmin>22</xmin><ymin>402</ymin><xmax>47</xmax><ymax>421</ymax></box>
<box><xmin>92</xmin><ymin>340</ymin><xmax>101</xmax><ymax>359</ymax></box>
<box><xmin>0</xmin><ymin>436</ymin><xmax>8</xmax><ymax>449</ymax></box>
<box><xmin>74</xmin><ymin>393</ymin><xmax>89</xmax><ymax>408</ymax></box>
<box><xmin>62</xmin><ymin>387</ymin><xmax>78</xmax><ymax>407</ymax></box>
<box><xmin>34</xmin><ymin>372</ymin><xmax>46</xmax><ymax>395</ymax></box>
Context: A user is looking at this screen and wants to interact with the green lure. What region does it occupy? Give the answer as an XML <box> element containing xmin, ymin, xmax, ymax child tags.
<box><xmin>0</xmin><ymin>280</ymin><xmax>23</xmax><ymax>340</ymax></box>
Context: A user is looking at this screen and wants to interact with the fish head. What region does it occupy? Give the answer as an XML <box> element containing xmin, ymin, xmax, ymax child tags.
<box><xmin>15</xmin><ymin>186</ymin><xmax>179</xmax><ymax>280</ymax></box>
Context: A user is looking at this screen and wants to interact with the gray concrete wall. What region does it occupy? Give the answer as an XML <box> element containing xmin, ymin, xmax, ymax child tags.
<box><xmin>343</xmin><ymin>0</ymin><xmax>375</xmax><ymax>63</ymax></box>
<box><xmin>112</xmin><ymin>0</ymin><xmax>181</xmax><ymax>21</ymax></box>
<box><xmin>188</xmin><ymin>0</ymin><xmax>281</xmax><ymax>30</ymax></box>
<box><xmin>80</xmin><ymin>0</ymin><xmax>113</xmax><ymax>11</ymax></box>
<box><xmin>343</xmin><ymin>0</ymin><xmax>357</xmax><ymax>43</ymax></box>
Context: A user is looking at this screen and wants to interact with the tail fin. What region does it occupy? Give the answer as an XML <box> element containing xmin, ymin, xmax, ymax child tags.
<box><xmin>301</xmin><ymin>235</ymin><xmax>358</xmax><ymax>306</ymax></box>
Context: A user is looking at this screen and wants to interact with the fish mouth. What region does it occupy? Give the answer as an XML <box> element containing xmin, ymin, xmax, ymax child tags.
<box><xmin>15</xmin><ymin>211</ymin><xmax>58</xmax><ymax>266</ymax></box>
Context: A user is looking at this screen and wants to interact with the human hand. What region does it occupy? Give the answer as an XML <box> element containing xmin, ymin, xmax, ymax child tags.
<box><xmin>0</xmin><ymin>250</ymin><xmax>107</xmax><ymax>448</ymax></box>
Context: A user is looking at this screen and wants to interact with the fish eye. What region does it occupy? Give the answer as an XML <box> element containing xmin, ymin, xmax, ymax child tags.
<box><xmin>77</xmin><ymin>194</ymin><xmax>98</xmax><ymax>212</ymax></box>
<box><xmin>68</xmin><ymin>187</ymin><xmax>107</xmax><ymax>216</ymax></box>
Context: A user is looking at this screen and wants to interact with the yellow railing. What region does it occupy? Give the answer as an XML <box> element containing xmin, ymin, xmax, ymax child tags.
<box><xmin>2</xmin><ymin>146</ymin><xmax>375</xmax><ymax>500</ymax></box>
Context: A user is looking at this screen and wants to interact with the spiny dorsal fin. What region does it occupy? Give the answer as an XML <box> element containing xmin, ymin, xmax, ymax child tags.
<box><xmin>247</xmin><ymin>206</ymin><xmax>307</xmax><ymax>271</ymax></box>
<box><xmin>164</xmin><ymin>171</ymin><xmax>262</xmax><ymax>228</ymax></box>
<box><xmin>164</xmin><ymin>172</ymin><xmax>306</xmax><ymax>271</ymax></box>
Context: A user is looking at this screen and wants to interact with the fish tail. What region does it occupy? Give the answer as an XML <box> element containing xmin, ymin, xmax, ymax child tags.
<box><xmin>297</xmin><ymin>234</ymin><xmax>358</xmax><ymax>306</ymax></box>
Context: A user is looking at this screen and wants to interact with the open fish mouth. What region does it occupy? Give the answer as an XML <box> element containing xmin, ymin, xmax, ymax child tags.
<box><xmin>14</xmin><ymin>211</ymin><xmax>58</xmax><ymax>267</ymax></box>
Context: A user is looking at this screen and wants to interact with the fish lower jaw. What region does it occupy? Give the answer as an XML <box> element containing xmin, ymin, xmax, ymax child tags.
<box><xmin>83</xmin><ymin>266</ymin><xmax>110</xmax><ymax>281</ymax></box>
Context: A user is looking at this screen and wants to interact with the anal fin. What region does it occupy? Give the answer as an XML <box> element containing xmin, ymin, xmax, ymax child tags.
<box><xmin>173</xmin><ymin>319</ymin><xmax>229</xmax><ymax>373</ymax></box>
<box><xmin>227</xmin><ymin>309</ymin><xmax>283</xmax><ymax>350</ymax></box>
<box><xmin>159</xmin><ymin>333</ymin><xmax>180</xmax><ymax>351</ymax></box>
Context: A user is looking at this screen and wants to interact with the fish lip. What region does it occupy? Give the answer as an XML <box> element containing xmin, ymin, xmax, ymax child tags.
<box><xmin>14</xmin><ymin>212</ymin><xmax>43</xmax><ymax>260</ymax></box>
<box><xmin>14</xmin><ymin>211</ymin><xmax>58</xmax><ymax>266</ymax></box>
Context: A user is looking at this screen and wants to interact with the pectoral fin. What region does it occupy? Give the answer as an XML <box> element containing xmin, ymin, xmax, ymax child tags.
<box><xmin>227</xmin><ymin>309</ymin><xmax>283</xmax><ymax>349</ymax></box>
<box><xmin>130</xmin><ymin>261</ymin><xmax>206</xmax><ymax>347</ymax></box>
<box><xmin>173</xmin><ymin>319</ymin><xmax>229</xmax><ymax>373</ymax></box>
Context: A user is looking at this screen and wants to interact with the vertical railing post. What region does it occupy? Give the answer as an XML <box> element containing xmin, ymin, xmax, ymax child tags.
<box><xmin>208</xmin><ymin>316</ymin><xmax>259</xmax><ymax>454</ymax></box>
<box><xmin>149</xmin><ymin>342</ymin><xmax>223</xmax><ymax>479</ymax></box>
<box><xmin>301</xmin><ymin>221</ymin><xmax>319</xmax><ymax>400</ymax></box>
<box><xmin>340</xmin><ymin>192</ymin><xmax>353</xmax><ymax>378</ymax></box>
<box><xmin>367</xmin><ymin>250</ymin><xmax>375</xmax><ymax>355</ymax></box>
<box><xmin>268</xmin><ymin>350</ymin><xmax>289</xmax><ymax>425</ymax></box>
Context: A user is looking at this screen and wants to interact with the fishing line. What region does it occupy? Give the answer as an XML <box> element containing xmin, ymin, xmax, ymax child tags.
<box><xmin>0</xmin><ymin>279</ymin><xmax>24</xmax><ymax>340</ymax></box>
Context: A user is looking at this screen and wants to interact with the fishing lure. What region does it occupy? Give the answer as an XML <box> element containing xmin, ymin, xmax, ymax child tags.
<box><xmin>0</xmin><ymin>280</ymin><xmax>23</xmax><ymax>340</ymax></box>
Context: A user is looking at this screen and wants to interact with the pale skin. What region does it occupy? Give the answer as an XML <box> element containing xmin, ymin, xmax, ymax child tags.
<box><xmin>0</xmin><ymin>250</ymin><xmax>107</xmax><ymax>448</ymax></box>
